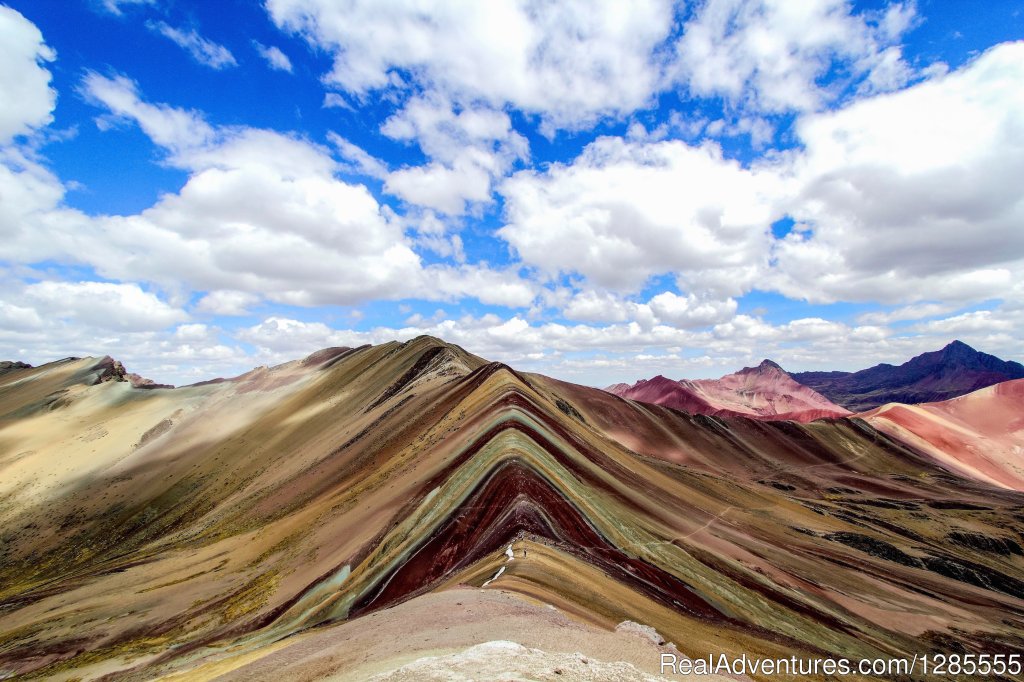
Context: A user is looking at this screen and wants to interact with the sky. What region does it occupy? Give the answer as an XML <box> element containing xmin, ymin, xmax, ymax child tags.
<box><xmin>1</xmin><ymin>0</ymin><xmax>1023</xmax><ymax>387</ymax></box>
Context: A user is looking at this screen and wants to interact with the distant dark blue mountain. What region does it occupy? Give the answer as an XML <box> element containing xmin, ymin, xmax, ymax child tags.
<box><xmin>791</xmin><ymin>341</ymin><xmax>1024</xmax><ymax>412</ymax></box>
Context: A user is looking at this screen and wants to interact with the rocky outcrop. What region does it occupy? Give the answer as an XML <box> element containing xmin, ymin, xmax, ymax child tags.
<box><xmin>126</xmin><ymin>373</ymin><xmax>174</xmax><ymax>389</ymax></box>
<box><xmin>0</xmin><ymin>360</ymin><xmax>32</xmax><ymax>375</ymax></box>
<box><xmin>89</xmin><ymin>356</ymin><xmax>128</xmax><ymax>384</ymax></box>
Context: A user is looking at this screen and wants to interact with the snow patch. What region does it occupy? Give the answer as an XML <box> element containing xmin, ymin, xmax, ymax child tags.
<box><xmin>481</xmin><ymin>565</ymin><xmax>505</xmax><ymax>588</ymax></box>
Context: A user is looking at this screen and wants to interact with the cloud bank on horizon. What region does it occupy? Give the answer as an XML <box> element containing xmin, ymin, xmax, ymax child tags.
<box><xmin>0</xmin><ymin>0</ymin><xmax>1022</xmax><ymax>386</ymax></box>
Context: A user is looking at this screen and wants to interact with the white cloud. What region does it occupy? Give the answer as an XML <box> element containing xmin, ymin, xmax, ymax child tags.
<box><xmin>235</xmin><ymin>313</ymin><xmax>705</xmax><ymax>367</ymax></box>
<box><xmin>23</xmin><ymin>281</ymin><xmax>188</xmax><ymax>331</ymax></box>
<box><xmin>0</xmin><ymin>300</ymin><xmax>44</xmax><ymax>332</ymax></box>
<box><xmin>0</xmin><ymin>11</ymin><xmax>78</xmax><ymax>272</ymax></box>
<box><xmin>421</xmin><ymin>264</ymin><xmax>537</xmax><ymax>308</ymax></box>
<box><xmin>0</xmin><ymin>6</ymin><xmax>57</xmax><ymax>143</ymax></box>
<box><xmin>381</xmin><ymin>96</ymin><xmax>529</xmax><ymax>214</ymax></box>
<box><xmin>322</xmin><ymin>92</ymin><xmax>354</xmax><ymax>110</ymax></box>
<box><xmin>5</xmin><ymin>4</ymin><xmax>1024</xmax><ymax>388</ymax></box>
<box><xmin>499</xmin><ymin>135</ymin><xmax>784</xmax><ymax>294</ymax></box>
<box><xmin>561</xmin><ymin>290</ymin><xmax>640</xmax><ymax>324</ymax></box>
<box><xmin>380</xmin><ymin>96</ymin><xmax>519</xmax><ymax>162</ymax></box>
<box><xmin>772</xmin><ymin>42</ymin><xmax>1024</xmax><ymax>303</ymax></box>
<box><xmin>0</xmin><ymin>146</ymin><xmax>77</xmax><ymax>261</ymax></box>
<box><xmin>386</xmin><ymin>157</ymin><xmax>494</xmax><ymax>216</ymax></box>
<box><xmin>195</xmin><ymin>290</ymin><xmax>261</xmax><ymax>316</ymax></box>
<box><xmin>912</xmin><ymin>310</ymin><xmax>1014</xmax><ymax>335</ymax></box>
<box><xmin>82</xmin><ymin>72</ymin><xmax>215</xmax><ymax>156</ymax></box>
<box><xmin>68</xmin><ymin>75</ymin><xmax>424</xmax><ymax>304</ymax></box>
<box><xmin>253</xmin><ymin>41</ymin><xmax>293</xmax><ymax>72</ymax></box>
<box><xmin>3</xmin><ymin>73</ymin><xmax>539</xmax><ymax>314</ymax></box>
<box><xmin>648</xmin><ymin>291</ymin><xmax>738</xmax><ymax>328</ymax></box>
<box><xmin>674</xmin><ymin>0</ymin><xmax>917</xmax><ymax>113</ymax></box>
<box><xmin>266</xmin><ymin>0</ymin><xmax>675</xmax><ymax>131</ymax></box>
<box><xmin>857</xmin><ymin>302</ymin><xmax>959</xmax><ymax>325</ymax></box>
<box><xmin>557</xmin><ymin>289</ymin><xmax>736</xmax><ymax>330</ymax></box>
<box><xmin>326</xmin><ymin>132</ymin><xmax>388</xmax><ymax>179</ymax></box>
<box><xmin>147</xmin><ymin>21</ymin><xmax>237</xmax><ymax>70</ymax></box>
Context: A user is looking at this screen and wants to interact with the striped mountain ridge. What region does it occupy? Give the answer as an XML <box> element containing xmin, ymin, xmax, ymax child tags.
<box><xmin>1</xmin><ymin>337</ymin><xmax>1023</xmax><ymax>680</ymax></box>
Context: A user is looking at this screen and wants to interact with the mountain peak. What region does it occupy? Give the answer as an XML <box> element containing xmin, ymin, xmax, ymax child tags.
<box><xmin>735</xmin><ymin>359</ymin><xmax>785</xmax><ymax>376</ymax></box>
<box><xmin>793</xmin><ymin>341</ymin><xmax>1024</xmax><ymax>411</ymax></box>
<box><xmin>607</xmin><ymin>362</ymin><xmax>847</xmax><ymax>422</ymax></box>
<box><xmin>941</xmin><ymin>339</ymin><xmax>976</xmax><ymax>356</ymax></box>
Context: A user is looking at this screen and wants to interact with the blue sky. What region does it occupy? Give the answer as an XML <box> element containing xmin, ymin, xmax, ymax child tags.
<box><xmin>1</xmin><ymin>0</ymin><xmax>1022</xmax><ymax>386</ymax></box>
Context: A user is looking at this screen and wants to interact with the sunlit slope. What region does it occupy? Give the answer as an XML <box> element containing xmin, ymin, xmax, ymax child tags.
<box><xmin>605</xmin><ymin>361</ymin><xmax>851</xmax><ymax>423</ymax></box>
<box><xmin>860</xmin><ymin>378</ymin><xmax>1024</xmax><ymax>491</ymax></box>
<box><xmin>1</xmin><ymin>338</ymin><xmax>1023</xmax><ymax>680</ymax></box>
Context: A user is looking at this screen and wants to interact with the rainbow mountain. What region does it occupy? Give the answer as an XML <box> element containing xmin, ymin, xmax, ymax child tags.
<box><xmin>1</xmin><ymin>337</ymin><xmax>1023</xmax><ymax>680</ymax></box>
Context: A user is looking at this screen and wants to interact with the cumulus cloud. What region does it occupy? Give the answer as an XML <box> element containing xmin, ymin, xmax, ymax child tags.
<box><xmin>23</xmin><ymin>281</ymin><xmax>188</xmax><ymax>331</ymax></box>
<box><xmin>674</xmin><ymin>0</ymin><xmax>917</xmax><ymax>113</ymax></box>
<box><xmin>266</xmin><ymin>0</ymin><xmax>675</xmax><ymax>131</ymax></box>
<box><xmin>4</xmin><ymin>72</ymin><xmax>538</xmax><ymax>316</ymax></box>
<box><xmin>0</xmin><ymin>9</ymin><xmax>79</xmax><ymax>273</ymax></box>
<box><xmin>500</xmin><ymin>135</ymin><xmax>784</xmax><ymax>294</ymax></box>
<box><xmin>0</xmin><ymin>276</ymin><xmax>244</xmax><ymax>386</ymax></box>
<box><xmin>0</xmin><ymin>312</ymin><xmax>250</xmax><ymax>387</ymax></box>
<box><xmin>500</xmin><ymin>40</ymin><xmax>1024</xmax><ymax>319</ymax></box>
<box><xmin>561</xmin><ymin>291</ymin><xmax>643</xmax><ymax>324</ymax></box>
<box><xmin>557</xmin><ymin>289</ymin><xmax>736</xmax><ymax>330</ymax></box>
<box><xmin>380</xmin><ymin>95</ymin><xmax>529</xmax><ymax>214</ymax></box>
<box><xmin>5</xmin><ymin>4</ymin><xmax>1024</xmax><ymax>387</ymax></box>
<box><xmin>264</xmin><ymin>0</ymin><xmax>672</xmax><ymax>213</ymax></box>
<box><xmin>386</xmin><ymin>157</ymin><xmax>493</xmax><ymax>216</ymax></box>
<box><xmin>0</xmin><ymin>300</ymin><xmax>44</xmax><ymax>332</ymax></box>
<box><xmin>0</xmin><ymin>6</ymin><xmax>57</xmax><ymax>143</ymax></box>
<box><xmin>772</xmin><ymin>42</ymin><xmax>1024</xmax><ymax>303</ymax></box>
<box><xmin>421</xmin><ymin>264</ymin><xmax>537</xmax><ymax>308</ymax></box>
<box><xmin>260</xmin><ymin>0</ymin><xmax>928</xmax><ymax>215</ymax></box>
<box><xmin>912</xmin><ymin>310</ymin><xmax>1014</xmax><ymax>335</ymax></box>
<box><xmin>195</xmin><ymin>290</ymin><xmax>261</xmax><ymax>316</ymax></box>
<box><xmin>648</xmin><ymin>291</ymin><xmax>738</xmax><ymax>328</ymax></box>
<box><xmin>147</xmin><ymin>21</ymin><xmax>238</xmax><ymax>70</ymax></box>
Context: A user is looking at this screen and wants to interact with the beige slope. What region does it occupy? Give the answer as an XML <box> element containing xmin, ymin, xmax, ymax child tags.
<box><xmin>159</xmin><ymin>587</ymin><xmax>743</xmax><ymax>682</ymax></box>
<box><xmin>0</xmin><ymin>355</ymin><xmax>324</xmax><ymax>525</ymax></box>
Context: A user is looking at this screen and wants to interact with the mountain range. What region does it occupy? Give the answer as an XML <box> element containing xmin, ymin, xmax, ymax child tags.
<box><xmin>791</xmin><ymin>340</ymin><xmax>1024</xmax><ymax>412</ymax></box>
<box><xmin>606</xmin><ymin>359</ymin><xmax>851</xmax><ymax>423</ymax></box>
<box><xmin>2</xmin><ymin>337</ymin><xmax>1024</xmax><ymax>680</ymax></box>
<box><xmin>609</xmin><ymin>340</ymin><xmax>1024</xmax><ymax>419</ymax></box>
